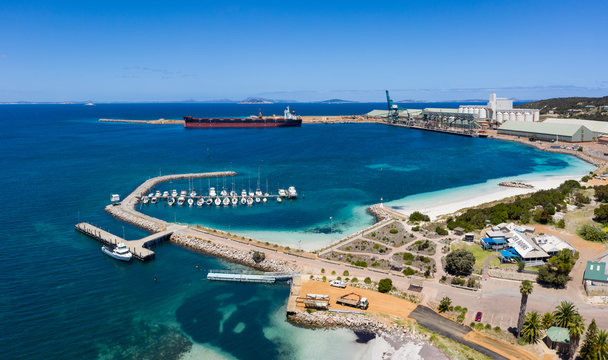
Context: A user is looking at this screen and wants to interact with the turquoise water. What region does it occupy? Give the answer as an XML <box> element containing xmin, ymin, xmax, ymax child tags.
<box><xmin>0</xmin><ymin>104</ymin><xmax>592</xmax><ymax>359</ymax></box>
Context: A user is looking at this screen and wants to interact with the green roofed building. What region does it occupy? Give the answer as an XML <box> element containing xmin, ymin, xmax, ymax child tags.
<box><xmin>583</xmin><ymin>260</ymin><xmax>608</xmax><ymax>296</ymax></box>
<box><xmin>544</xmin><ymin>326</ymin><xmax>570</xmax><ymax>354</ymax></box>
<box><xmin>497</xmin><ymin>121</ymin><xmax>596</xmax><ymax>142</ymax></box>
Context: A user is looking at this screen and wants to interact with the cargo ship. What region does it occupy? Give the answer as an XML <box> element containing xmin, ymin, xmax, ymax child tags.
<box><xmin>183</xmin><ymin>106</ymin><xmax>302</xmax><ymax>128</ymax></box>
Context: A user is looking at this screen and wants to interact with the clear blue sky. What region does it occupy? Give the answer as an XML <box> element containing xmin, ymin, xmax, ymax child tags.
<box><xmin>1</xmin><ymin>0</ymin><xmax>607</xmax><ymax>102</ymax></box>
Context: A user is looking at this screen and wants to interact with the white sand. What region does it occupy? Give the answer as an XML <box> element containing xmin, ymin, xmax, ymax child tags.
<box><xmin>387</xmin><ymin>173</ymin><xmax>588</xmax><ymax>220</ymax></box>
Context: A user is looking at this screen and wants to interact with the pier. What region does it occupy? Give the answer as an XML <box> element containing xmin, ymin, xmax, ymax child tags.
<box><xmin>75</xmin><ymin>222</ymin><xmax>183</xmax><ymax>261</ymax></box>
<box><xmin>206</xmin><ymin>269</ymin><xmax>299</xmax><ymax>283</ymax></box>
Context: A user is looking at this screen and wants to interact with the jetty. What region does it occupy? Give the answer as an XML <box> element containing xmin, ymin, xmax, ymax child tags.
<box><xmin>75</xmin><ymin>222</ymin><xmax>183</xmax><ymax>261</ymax></box>
<box><xmin>206</xmin><ymin>269</ymin><xmax>299</xmax><ymax>283</ymax></box>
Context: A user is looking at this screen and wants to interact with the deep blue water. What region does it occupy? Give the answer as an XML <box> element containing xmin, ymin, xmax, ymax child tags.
<box><xmin>0</xmin><ymin>103</ymin><xmax>590</xmax><ymax>359</ymax></box>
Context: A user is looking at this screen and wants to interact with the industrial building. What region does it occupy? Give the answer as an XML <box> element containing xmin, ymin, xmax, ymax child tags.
<box><xmin>458</xmin><ymin>93</ymin><xmax>540</xmax><ymax>123</ymax></box>
<box><xmin>543</xmin><ymin>118</ymin><xmax>608</xmax><ymax>137</ymax></box>
<box><xmin>497</xmin><ymin>121</ymin><xmax>596</xmax><ymax>142</ymax></box>
<box><xmin>366</xmin><ymin>109</ymin><xmax>422</xmax><ymax>119</ymax></box>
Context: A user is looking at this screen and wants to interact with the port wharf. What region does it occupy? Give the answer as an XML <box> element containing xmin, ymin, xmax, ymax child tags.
<box><xmin>206</xmin><ymin>269</ymin><xmax>299</xmax><ymax>283</ymax></box>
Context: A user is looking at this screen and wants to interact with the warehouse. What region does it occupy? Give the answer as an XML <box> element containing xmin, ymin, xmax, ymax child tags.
<box><xmin>543</xmin><ymin>118</ymin><xmax>608</xmax><ymax>136</ymax></box>
<box><xmin>497</xmin><ymin>121</ymin><xmax>596</xmax><ymax>142</ymax></box>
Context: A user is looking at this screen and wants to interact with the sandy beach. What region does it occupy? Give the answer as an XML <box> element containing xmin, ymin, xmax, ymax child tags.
<box><xmin>387</xmin><ymin>173</ymin><xmax>592</xmax><ymax>220</ymax></box>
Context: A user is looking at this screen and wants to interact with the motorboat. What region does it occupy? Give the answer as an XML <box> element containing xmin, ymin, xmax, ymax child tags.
<box><xmin>197</xmin><ymin>198</ymin><xmax>204</xmax><ymax>206</ymax></box>
<box><xmin>288</xmin><ymin>186</ymin><xmax>297</xmax><ymax>199</ymax></box>
<box><xmin>231</xmin><ymin>197</ymin><xmax>238</xmax><ymax>206</ymax></box>
<box><xmin>255</xmin><ymin>197</ymin><xmax>261</xmax><ymax>203</ymax></box>
<box><xmin>241</xmin><ymin>189</ymin><xmax>247</xmax><ymax>197</ymax></box>
<box><xmin>277</xmin><ymin>196</ymin><xmax>282</xmax><ymax>203</ymax></box>
<box><xmin>206</xmin><ymin>198</ymin><xmax>213</xmax><ymax>205</ymax></box>
<box><xmin>190</xmin><ymin>190</ymin><xmax>197</xmax><ymax>197</ymax></box>
<box><xmin>162</xmin><ymin>191</ymin><xmax>169</xmax><ymax>198</ymax></box>
<box><xmin>180</xmin><ymin>190</ymin><xmax>188</xmax><ymax>197</ymax></box>
<box><xmin>255</xmin><ymin>189</ymin><xmax>263</xmax><ymax>197</ymax></box>
<box><xmin>214</xmin><ymin>197</ymin><xmax>222</xmax><ymax>206</ymax></box>
<box><xmin>248</xmin><ymin>191</ymin><xmax>254</xmax><ymax>197</ymax></box>
<box><xmin>220</xmin><ymin>189</ymin><xmax>228</xmax><ymax>197</ymax></box>
<box><xmin>187</xmin><ymin>198</ymin><xmax>194</xmax><ymax>206</ymax></box>
<box><xmin>150</xmin><ymin>196</ymin><xmax>158</xmax><ymax>204</ymax></box>
<box><xmin>142</xmin><ymin>196</ymin><xmax>149</xmax><ymax>204</ymax></box>
<box><xmin>262</xmin><ymin>196</ymin><xmax>267</xmax><ymax>203</ymax></box>
<box><xmin>148</xmin><ymin>192</ymin><xmax>154</xmax><ymax>198</ymax></box>
<box><xmin>278</xmin><ymin>189</ymin><xmax>287</xmax><ymax>197</ymax></box>
<box><xmin>230</xmin><ymin>190</ymin><xmax>238</xmax><ymax>197</ymax></box>
<box><xmin>240</xmin><ymin>197</ymin><xmax>247</xmax><ymax>205</ymax></box>
<box><xmin>177</xmin><ymin>196</ymin><xmax>185</xmax><ymax>206</ymax></box>
<box><xmin>222</xmin><ymin>197</ymin><xmax>230</xmax><ymax>206</ymax></box>
<box><xmin>247</xmin><ymin>197</ymin><xmax>254</xmax><ymax>205</ymax></box>
<box><xmin>101</xmin><ymin>242</ymin><xmax>132</xmax><ymax>262</ymax></box>
<box><xmin>209</xmin><ymin>187</ymin><xmax>217</xmax><ymax>198</ymax></box>
<box><xmin>171</xmin><ymin>189</ymin><xmax>178</xmax><ymax>197</ymax></box>
<box><xmin>111</xmin><ymin>194</ymin><xmax>120</xmax><ymax>202</ymax></box>
<box><xmin>155</xmin><ymin>190</ymin><xmax>161</xmax><ymax>198</ymax></box>
<box><xmin>168</xmin><ymin>197</ymin><xmax>175</xmax><ymax>206</ymax></box>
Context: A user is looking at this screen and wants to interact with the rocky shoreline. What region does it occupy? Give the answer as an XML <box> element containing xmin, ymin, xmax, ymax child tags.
<box><xmin>105</xmin><ymin>204</ymin><xmax>165</xmax><ymax>232</ymax></box>
<box><xmin>170</xmin><ymin>232</ymin><xmax>295</xmax><ymax>273</ymax></box>
<box><xmin>498</xmin><ymin>181</ymin><xmax>534</xmax><ymax>189</ymax></box>
<box><xmin>367</xmin><ymin>204</ymin><xmax>391</xmax><ymax>221</ymax></box>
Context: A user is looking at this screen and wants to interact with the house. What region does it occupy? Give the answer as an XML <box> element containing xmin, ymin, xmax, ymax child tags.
<box><xmin>583</xmin><ymin>260</ymin><xmax>608</xmax><ymax>296</ymax></box>
<box><xmin>481</xmin><ymin>237</ymin><xmax>507</xmax><ymax>250</ymax></box>
<box><xmin>544</xmin><ymin>326</ymin><xmax>570</xmax><ymax>354</ymax></box>
<box><xmin>464</xmin><ymin>233</ymin><xmax>475</xmax><ymax>242</ymax></box>
<box><xmin>504</xmin><ymin>232</ymin><xmax>549</xmax><ymax>266</ymax></box>
<box><xmin>453</xmin><ymin>227</ymin><xmax>465</xmax><ymax>235</ymax></box>
<box><xmin>533</xmin><ymin>234</ymin><xmax>576</xmax><ymax>257</ymax></box>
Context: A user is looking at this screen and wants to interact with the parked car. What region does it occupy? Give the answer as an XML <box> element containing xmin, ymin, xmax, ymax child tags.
<box><xmin>330</xmin><ymin>280</ymin><xmax>347</xmax><ymax>288</ymax></box>
<box><xmin>475</xmin><ymin>312</ymin><xmax>483</xmax><ymax>322</ymax></box>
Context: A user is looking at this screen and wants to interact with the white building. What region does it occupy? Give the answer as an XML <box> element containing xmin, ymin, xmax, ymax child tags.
<box><xmin>458</xmin><ymin>93</ymin><xmax>540</xmax><ymax>123</ymax></box>
<box><xmin>533</xmin><ymin>234</ymin><xmax>575</xmax><ymax>257</ymax></box>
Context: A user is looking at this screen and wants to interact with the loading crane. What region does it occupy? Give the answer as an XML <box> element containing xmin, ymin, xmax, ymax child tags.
<box><xmin>385</xmin><ymin>90</ymin><xmax>400</xmax><ymax>124</ymax></box>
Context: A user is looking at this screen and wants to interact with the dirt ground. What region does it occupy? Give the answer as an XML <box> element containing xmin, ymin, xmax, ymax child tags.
<box><xmin>298</xmin><ymin>280</ymin><xmax>417</xmax><ymax>320</ymax></box>
<box><xmin>463</xmin><ymin>331</ymin><xmax>538</xmax><ymax>360</ymax></box>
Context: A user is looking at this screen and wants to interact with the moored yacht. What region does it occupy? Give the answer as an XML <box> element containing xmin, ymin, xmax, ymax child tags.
<box><xmin>230</xmin><ymin>190</ymin><xmax>238</xmax><ymax>197</ymax></box>
<box><xmin>187</xmin><ymin>197</ymin><xmax>194</xmax><ymax>206</ymax></box>
<box><xmin>214</xmin><ymin>197</ymin><xmax>222</xmax><ymax>206</ymax></box>
<box><xmin>220</xmin><ymin>188</ymin><xmax>228</xmax><ymax>197</ymax></box>
<box><xmin>142</xmin><ymin>196</ymin><xmax>149</xmax><ymax>204</ymax></box>
<box><xmin>168</xmin><ymin>197</ymin><xmax>175</xmax><ymax>206</ymax></box>
<box><xmin>231</xmin><ymin>197</ymin><xmax>238</xmax><ymax>205</ymax></box>
<box><xmin>255</xmin><ymin>197</ymin><xmax>261</xmax><ymax>203</ymax></box>
<box><xmin>240</xmin><ymin>197</ymin><xmax>247</xmax><ymax>205</ymax></box>
<box><xmin>180</xmin><ymin>190</ymin><xmax>188</xmax><ymax>197</ymax></box>
<box><xmin>197</xmin><ymin>197</ymin><xmax>204</xmax><ymax>206</ymax></box>
<box><xmin>177</xmin><ymin>196</ymin><xmax>185</xmax><ymax>206</ymax></box>
<box><xmin>190</xmin><ymin>190</ymin><xmax>197</xmax><ymax>197</ymax></box>
<box><xmin>209</xmin><ymin>187</ymin><xmax>217</xmax><ymax>198</ymax></box>
<box><xmin>222</xmin><ymin>197</ymin><xmax>230</xmax><ymax>206</ymax></box>
<box><xmin>278</xmin><ymin>189</ymin><xmax>287</xmax><ymax>197</ymax></box>
<box><xmin>163</xmin><ymin>191</ymin><xmax>169</xmax><ymax>198</ymax></box>
<box><xmin>155</xmin><ymin>190</ymin><xmax>161</xmax><ymax>198</ymax></box>
<box><xmin>288</xmin><ymin>186</ymin><xmax>297</xmax><ymax>199</ymax></box>
<box><xmin>247</xmin><ymin>197</ymin><xmax>254</xmax><ymax>205</ymax></box>
<box><xmin>206</xmin><ymin>198</ymin><xmax>213</xmax><ymax>205</ymax></box>
<box><xmin>277</xmin><ymin>196</ymin><xmax>282</xmax><ymax>203</ymax></box>
<box><xmin>241</xmin><ymin>189</ymin><xmax>247</xmax><ymax>197</ymax></box>
<box><xmin>171</xmin><ymin>189</ymin><xmax>178</xmax><ymax>197</ymax></box>
<box><xmin>101</xmin><ymin>242</ymin><xmax>132</xmax><ymax>262</ymax></box>
<box><xmin>150</xmin><ymin>196</ymin><xmax>158</xmax><ymax>204</ymax></box>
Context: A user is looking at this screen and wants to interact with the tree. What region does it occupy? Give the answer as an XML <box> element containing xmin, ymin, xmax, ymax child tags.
<box><xmin>553</xmin><ymin>301</ymin><xmax>579</xmax><ymax>328</ymax></box>
<box><xmin>594</xmin><ymin>205</ymin><xmax>608</xmax><ymax>222</ymax></box>
<box><xmin>438</xmin><ymin>296</ymin><xmax>452</xmax><ymax>313</ymax></box>
<box><xmin>445</xmin><ymin>249</ymin><xmax>476</xmax><ymax>276</ymax></box>
<box><xmin>521</xmin><ymin>311</ymin><xmax>542</xmax><ymax>344</ymax></box>
<box><xmin>435</xmin><ymin>226</ymin><xmax>448</xmax><ymax>235</ymax></box>
<box><xmin>541</xmin><ymin>312</ymin><xmax>554</xmax><ymax>330</ymax></box>
<box><xmin>364</xmin><ymin>277</ymin><xmax>372</xmax><ymax>284</ymax></box>
<box><xmin>252</xmin><ymin>251</ymin><xmax>265</xmax><ymax>263</ymax></box>
<box><xmin>517</xmin><ymin>280</ymin><xmax>534</xmax><ymax>338</ymax></box>
<box><xmin>579</xmin><ymin>319</ymin><xmax>598</xmax><ymax>360</ymax></box>
<box><xmin>378</xmin><ymin>278</ymin><xmax>392</xmax><ymax>293</ymax></box>
<box><xmin>578</xmin><ymin>224</ymin><xmax>608</xmax><ymax>243</ymax></box>
<box><xmin>568</xmin><ymin>314</ymin><xmax>586</xmax><ymax>357</ymax></box>
<box><xmin>409</xmin><ymin>211</ymin><xmax>430</xmax><ymax>223</ymax></box>
<box><xmin>517</xmin><ymin>260</ymin><xmax>525</xmax><ymax>272</ymax></box>
<box><xmin>538</xmin><ymin>249</ymin><xmax>577</xmax><ymax>287</ymax></box>
<box><xmin>597</xmin><ymin>330</ymin><xmax>608</xmax><ymax>360</ymax></box>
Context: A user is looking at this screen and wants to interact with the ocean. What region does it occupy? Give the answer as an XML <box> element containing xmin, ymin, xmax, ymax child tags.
<box><xmin>0</xmin><ymin>103</ymin><xmax>593</xmax><ymax>359</ymax></box>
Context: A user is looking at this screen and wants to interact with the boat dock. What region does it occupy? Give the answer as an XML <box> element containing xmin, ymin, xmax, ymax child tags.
<box><xmin>206</xmin><ymin>269</ymin><xmax>299</xmax><ymax>283</ymax></box>
<box><xmin>75</xmin><ymin>223</ymin><xmax>183</xmax><ymax>261</ymax></box>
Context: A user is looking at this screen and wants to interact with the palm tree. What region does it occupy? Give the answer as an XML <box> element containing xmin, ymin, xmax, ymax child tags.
<box><xmin>517</xmin><ymin>280</ymin><xmax>534</xmax><ymax>337</ymax></box>
<box><xmin>598</xmin><ymin>330</ymin><xmax>608</xmax><ymax>360</ymax></box>
<box><xmin>541</xmin><ymin>312</ymin><xmax>554</xmax><ymax>330</ymax></box>
<box><xmin>568</xmin><ymin>314</ymin><xmax>586</xmax><ymax>357</ymax></box>
<box><xmin>521</xmin><ymin>311</ymin><xmax>542</xmax><ymax>344</ymax></box>
<box><xmin>553</xmin><ymin>301</ymin><xmax>578</xmax><ymax>328</ymax></box>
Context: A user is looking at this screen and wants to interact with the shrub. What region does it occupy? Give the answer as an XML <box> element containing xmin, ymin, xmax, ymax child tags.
<box><xmin>438</xmin><ymin>297</ymin><xmax>452</xmax><ymax>313</ymax></box>
<box><xmin>364</xmin><ymin>277</ymin><xmax>372</xmax><ymax>284</ymax></box>
<box><xmin>410</xmin><ymin>211</ymin><xmax>430</xmax><ymax>223</ymax></box>
<box><xmin>353</xmin><ymin>260</ymin><xmax>368</xmax><ymax>267</ymax></box>
<box><xmin>389</xmin><ymin>228</ymin><xmax>398</xmax><ymax>234</ymax></box>
<box><xmin>371</xmin><ymin>232</ymin><xmax>376</xmax><ymax>237</ymax></box>
<box><xmin>412</xmin><ymin>226</ymin><xmax>420</xmax><ymax>231</ymax></box>
<box><xmin>322</xmin><ymin>276</ymin><xmax>326</xmax><ymax>282</ymax></box>
<box><xmin>594</xmin><ymin>204</ymin><xmax>608</xmax><ymax>222</ymax></box>
<box><xmin>373</xmin><ymin>244</ymin><xmax>380</xmax><ymax>250</ymax></box>
<box><xmin>493</xmin><ymin>326</ymin><xmax>501</xmax><ymax>332</ymax></box>
<box><xmin>556</xmin><ymin>219</ymin><xmax>566</xmax><ymax>228</ymax></box>
<box><xmin>577</xmin><ymin>224</ymin><xmax>607</xmax><ymax>243</ymax></box>
<box><xmin>378</xmin><ymin>278</ymin><xmax>392</xmax><ymax>293</ymax></box>
<box><xmin>351</xmin><ymin>277</ymin><xmax>358</xmax><ymax>283</ymax></box>
<box><xmin>517</xmin><ymin>260</ymin><xmax>525</xmax><ymax>272</ymax></box>
<box><xmin>337</xmin><ymin>276</ymin><xmax>341</xmax><ymax>280</ymax></box>
<box><xmin>537</xmin><ymin>249</ymin><xmax>577</xmax><ymax>287</ymax></box>
<box><xmin>403</xmin><ymin>267</ymin><xmax>416</xmax><ymax>276</ymax></box>
<box><xmin>343</xmin><ymin>270</ymin><xmax>349</xmax><ymax>276</ymax></box>
<box><xmin>331</xmin><ymin>270</ymin><xmax>336</xmax><ymax>275</ymax></box>
<box><xmin>581</xmin><ymin>175</ymin><xmax>590</xmax><ymax>182</ymax></box>
<box><xmin>451</xmin><ymin>277</ymin><xmax>465</xmax><ymax>286</ymax></box>
<box><xmin>252</xmin><ymin>251</ymin><xmax>265</xmax><ymax>263</ymax></box>
<box><xmin>321</xmin><ymin>268</ymin><xmax>325</xmax><ymax>273</ymax></box>
<box><xmin>485</xmin><ymin>323</ymin><xmax>492</xmax><ymax>330</ymax></box>
<box><xmin>371</xmin><ymin>262</ymin><xmax>380</xmax><ymax>267</ymax></box>
<box><xmin>435</xmin><ymin>226</ymin><xmax>448</xmax><ymax>235</ymax></box>
<box><xmin>445</xmin><ymin>249</ymin><xmax>475</xmax><ymax>276</ymax></box>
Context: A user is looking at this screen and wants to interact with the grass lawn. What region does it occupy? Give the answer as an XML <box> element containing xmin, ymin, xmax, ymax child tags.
<box><xmin>451</xmin><ymin>242</ymin><xmax>498</xmax><ymax>271</ymax></box>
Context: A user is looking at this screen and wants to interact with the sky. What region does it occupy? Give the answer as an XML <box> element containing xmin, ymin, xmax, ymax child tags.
<box><xmin>0</xmin><ymin>0</ymin><xmax>607</xmax><ymax>102</ymax></box>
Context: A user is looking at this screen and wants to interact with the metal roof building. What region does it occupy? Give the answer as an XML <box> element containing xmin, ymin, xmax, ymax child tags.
<box><xmin>366</xmin><ymin>109</ymin><xmax>422</xmax><ymax>118</ymax></box>
<box><xmin>498</xmin><ymin>121</ymin><xmax>596</xmax><ymax>142</ymax></box>
<box><xmin>583</xmin><ymin>260</ymin><xmax>608</xmax><ymax>296</ymax></box>
<box><xmin>543</xmin><ymin>118</ymin><xmax>608</xmax><ymax>136</ymax></box>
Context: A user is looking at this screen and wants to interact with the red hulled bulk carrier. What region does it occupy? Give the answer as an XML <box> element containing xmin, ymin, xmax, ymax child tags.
<box><xmin>183</xmin><ymin>106</ymin><xmax>302</xmax><ymax>128</ymax></box>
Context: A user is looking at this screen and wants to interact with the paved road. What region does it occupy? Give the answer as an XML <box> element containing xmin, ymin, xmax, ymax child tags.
<box><xmin>410</xmin><ymin>305</ymin><xmax>509</xmax><ymax>360</ymax></box>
